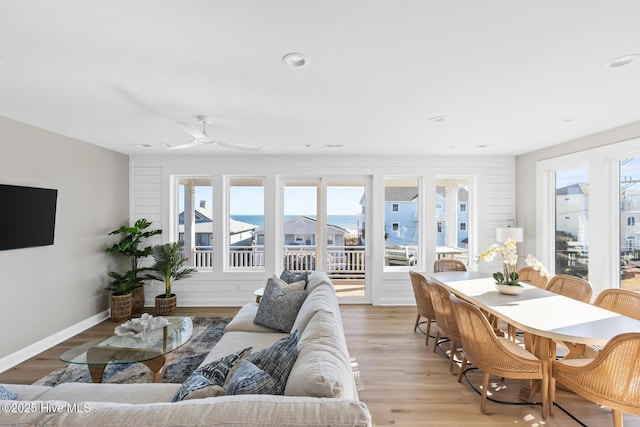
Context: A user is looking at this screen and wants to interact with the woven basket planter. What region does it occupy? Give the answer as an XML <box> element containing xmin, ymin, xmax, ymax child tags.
<box><xmin>155</xmin><ymin>294</ymin><xmax>177</xmax><ymax>316</ymax></box>
<box><xmin>111</xmin><ymin>293</ymin><xmax>132</xmax><ymax>323</ymax></box>
<box><xmin>131</xmin><ymin>286</ymin><xmax>145</xmax><ymax>314</ymax></box>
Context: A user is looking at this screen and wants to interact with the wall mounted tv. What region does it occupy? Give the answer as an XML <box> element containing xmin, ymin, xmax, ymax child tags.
<box><xmin>0</xmin><ymin>184</ymin><xmax>58</xmax><ymax>251</ymax></box>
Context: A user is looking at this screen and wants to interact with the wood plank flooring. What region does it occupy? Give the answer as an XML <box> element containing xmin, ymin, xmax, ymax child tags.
<box><xmin>0</xmin><ymin>305</ymin><xmax>638</xmax><ymax>426</ymax></box>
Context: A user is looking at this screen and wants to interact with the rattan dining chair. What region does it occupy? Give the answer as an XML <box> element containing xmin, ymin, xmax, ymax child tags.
<box><xmin>593</xmin><ymin>289</ymin><xmax>640</xmax><ymax>320</ymax></box>
<box><xmin>545</xmin><ymin>274</ymin><xmax>593</xmax><ymax>303</ymax></box>
<box><xmin>409</xmin><ymin>271</ymin><xmax>437</xmax><ymax>345</ymax></box>
<box><xmin>551</xmin><ymin>332</ymin><xmax>640</xmax><ymax>427</ymax></box>
<box><xmin>433</xmin><ymin>259</ymin><xmax>467</xmax><ymax>272</ymax></box>
<box><xmin>450</xmin><ymin>294</ymin><xmax>549</xmax><ymax>418</ymax></box>
<box><xmin>426</xmin><ymin>280</ymin><xmax>462</xmax><ymax>373</ymax></box>
<box><xmin>517</xmin><ymin>266</ymin><xmax>549</xmax><ymax>289</ymax></box>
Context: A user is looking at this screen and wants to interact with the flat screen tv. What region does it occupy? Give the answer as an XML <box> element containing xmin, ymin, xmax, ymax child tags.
<box><xmin>0</xmin><ymin>184</ymin><xmax>58</xmax><ymax>251</ymax></box>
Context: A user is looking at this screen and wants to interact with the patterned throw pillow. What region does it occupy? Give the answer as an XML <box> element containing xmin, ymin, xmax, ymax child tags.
<box><xmin>171</xmin><ymin>347</ymin><xmax>252</xmax><ymax>402</ymax></box>
<box><xmin>0</xmin><ymin>385</ymin><xmax>17</xmax><ymax>400</ymax></box>
<box><xmin>254</xmin><ymin>278</ymin><xmax>307</xmax><ymax>332</ymax></box>
<box><xmin>272</xmin><ymin>275</ymin><xmax>306</xmax><ymax>292</ymax></box>
<box><xmin>226</xmin><ymin>330</ymin><xmax>299</xmax><ymax>396</ymax></box>
<box><xmin>279</xmin><ymin>269</ymin><xmax>308</xmax><ymax>285</ymax></box>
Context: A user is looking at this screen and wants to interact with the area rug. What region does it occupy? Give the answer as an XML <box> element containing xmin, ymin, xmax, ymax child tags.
<box><xmin>33</xmin><ymin>316</ymin><xmax>231</xmax><ymax>386</ymax></box>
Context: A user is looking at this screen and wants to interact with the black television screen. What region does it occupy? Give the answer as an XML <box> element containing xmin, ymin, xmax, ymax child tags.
<box><xmin>0</xmin><ymin>184</ymin><xmax>58</xmax><ymax>251</ymax></box>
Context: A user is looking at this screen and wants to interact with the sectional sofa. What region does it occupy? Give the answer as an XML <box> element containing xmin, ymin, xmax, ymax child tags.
<box><xmin>1</xmin><ymin>271</ymin><xmax>371</xmax><ymax>426</ymax></box>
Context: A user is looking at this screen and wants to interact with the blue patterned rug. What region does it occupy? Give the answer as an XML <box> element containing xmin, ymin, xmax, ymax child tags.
<box><xmin>33</xmin><ymin>317</ymin><xmax>231</xmax><ymax>386</ymax></box>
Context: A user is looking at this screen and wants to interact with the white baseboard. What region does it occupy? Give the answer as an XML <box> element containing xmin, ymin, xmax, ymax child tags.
<box><xmin>0</xmin><ymin>310</ymin><xmax>110</xmax><ymax>374</ymax></box>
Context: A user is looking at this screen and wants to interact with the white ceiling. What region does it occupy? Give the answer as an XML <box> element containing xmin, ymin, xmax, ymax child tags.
<box><xmin>1</xmin><ymin>1</ymin><xmax>640</xmax><ymax>157</ymax></box>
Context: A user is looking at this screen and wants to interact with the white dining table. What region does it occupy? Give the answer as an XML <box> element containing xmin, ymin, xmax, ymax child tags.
<box><xmin>428</xmin><ymin>271</ymin><xmax>640</xmax><ymax>412</ymax></box>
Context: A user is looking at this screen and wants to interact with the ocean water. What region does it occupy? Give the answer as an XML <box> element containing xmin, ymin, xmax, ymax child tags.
<box><xmin>231</xmin><ymin>215</ymin><xmax>359</xmax><ymax>230</ymax></box>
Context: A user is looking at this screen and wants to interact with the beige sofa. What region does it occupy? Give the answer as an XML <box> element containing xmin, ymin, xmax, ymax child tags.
<box><xmin>1</xmin><ymin>271</ymin><xmax>371</xmax><ymax>426</ymax></box>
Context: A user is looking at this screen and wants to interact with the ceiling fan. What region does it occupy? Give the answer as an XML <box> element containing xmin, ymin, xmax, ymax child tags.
<box><xmin>168</xmin><ymin>115</ymin><xmax>261</xmax><ymax>152</ymax></box>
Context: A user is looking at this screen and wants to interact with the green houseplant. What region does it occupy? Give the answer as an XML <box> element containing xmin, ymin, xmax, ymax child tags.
<box><xmin>106</xmin><ymin>218</ymin><xmax>162</xmax><ymax>315</ymax></box>
<box><xmin>146</xmin><ymin>242</ymin><xmax>197</xmax><ymax>315</ymax></box>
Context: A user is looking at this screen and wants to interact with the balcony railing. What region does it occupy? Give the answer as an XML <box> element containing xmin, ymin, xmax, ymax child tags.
<box><xmin>191</xmin><ymin>245</ymin><xmax>366</xmax><ymax>278</ymax></box>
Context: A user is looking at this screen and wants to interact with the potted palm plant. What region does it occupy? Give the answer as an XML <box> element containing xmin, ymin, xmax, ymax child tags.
<box><xmin>146</xmin><ymin>242</ymin><xmax>197</xmax><ymax>315</ymax></box>
<box><xmin>106</xmin><ymin>271</ymin><xmax>135</xmax><ymax>322</ymax></box>
<box><xmin>106</xmin><ymin>218</ymin><xmax>162</xmax><ymax>314</ymax></box>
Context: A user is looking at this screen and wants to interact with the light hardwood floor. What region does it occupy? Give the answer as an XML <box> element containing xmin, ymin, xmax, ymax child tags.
<box><xmin>1</xmin><ymin>305</ymin><xmax>638</xmax><ymax>426</ymax></box>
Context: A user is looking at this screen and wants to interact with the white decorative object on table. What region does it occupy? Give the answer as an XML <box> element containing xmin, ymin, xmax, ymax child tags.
<box><xmin>495</xmin><ymin>284</ymin><xmax>525</xmax><ymax>295</ymax></box>
<box><xmin>115</xmin><ymin>313</ymin><xmax>169</xmax><ymax>341</ymax></box>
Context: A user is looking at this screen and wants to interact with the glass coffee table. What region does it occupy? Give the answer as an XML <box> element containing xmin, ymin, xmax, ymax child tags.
<box><xmin>60</xmin><ymin>316</ymin><xmax>193</xmax><ymax>383</ymax></box>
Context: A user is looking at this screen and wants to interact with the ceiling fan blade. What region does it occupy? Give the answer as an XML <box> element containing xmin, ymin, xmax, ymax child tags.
<box><xmin>217</xmin><ymin>141</ymin><xmax>262</xmax><ymax>152</ymax></box>
<box><xmin>166</xmin><ymin>139</ymin><xmax>200</xmax><ymax>150</ymax></box>
<box><xmin>176</xmin><ymin>121</ymin><xmax>210</xmax><ymax>141</ymax></box>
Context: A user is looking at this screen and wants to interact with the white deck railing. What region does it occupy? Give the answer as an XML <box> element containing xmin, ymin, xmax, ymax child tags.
<box><xmin>191</xmin><ymin>245</ymin><xmax>366</xmax><ymax>278</ymax></box>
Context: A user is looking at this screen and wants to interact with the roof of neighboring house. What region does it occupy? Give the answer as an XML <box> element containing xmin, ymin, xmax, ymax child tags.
<box><xmin>178</xmin><ymin>207</ymin><xmax>258</xmax><ymax>234</ymax></box>
<box><xmin>254</xmin><ymin>215</ymin><xmax>347</xmax><ymax>235</ymax></box>
<box><xmin>556</xmin><ymin>183</ymin><xmax>589</xmax><ymax>196</ymax></box>
<box><xmin>385</xmin><ymin>187</ymin><xmax>418</xmax><ymax>202</ymax></box>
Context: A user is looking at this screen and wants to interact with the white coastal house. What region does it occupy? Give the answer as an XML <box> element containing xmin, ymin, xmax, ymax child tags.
<box><xmin>178</xmin><ymin>201</ymin><xmax>258</xmax><ymax>248</ymax></box>
<box><xmin>253</xmin><ymin>215</ymin><xmax>349</xmax><ymax>247</ymax></box>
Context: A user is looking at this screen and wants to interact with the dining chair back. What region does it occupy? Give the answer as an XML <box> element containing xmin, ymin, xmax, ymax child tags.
<box><xmin>449</xmin><ymin>294</ymin><xmax>548</xmax><ymax>418</ymax></box>
<box><xmin>545</xmin><ymin>274</ymin><xmax>593</xmax><ymax>303</ymax></box>
<box><xmin>551</xmin><ymin>332</ymin><xmax>640</xmax><ymax>426</ymax></box>
<box><xmin>426</xmin><ymin>280</ymin><xmax>462</xmax><ymax>372</ymax></box>
<box><xmin>409</xmin><ymin>271</ymin><xmax>437</xmax><ymax>345</ymax></box>
<box><xmin>593</xmin><ymin>289</ymin><xmax>640</xmax><ymax>320</ymax></box>
<box><xmin>517</xmin><ymin>266</ymin><xmax>548</xmax><ymax>289</ymax></box>
<box><xmin>434</xmin><ymin>259</ymin><xmax>467</xmax><ymax>272</ymax></box>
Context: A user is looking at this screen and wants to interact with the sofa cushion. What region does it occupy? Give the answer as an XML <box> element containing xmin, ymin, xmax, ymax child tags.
<box><xmin>225</xmin><ymin>303</ymin><xmax>280</xmax><ymax>333</ymax></box>
<box><xmin>0</xmin><ymin>384</ymin><xmax>17</xmax><ymax>400</ymax></box>
<box><xmin>254</xmin><ymin>277</ymin><xmax>307</xmax><ymax>332</ymax></box>
<box><xmin>272</xmin><ymin>274</ymin><xmax>306</xmax><ymax>292</ymax></box>
<box><xmin>1</xmin><ymin>383</ymin><xmax>52</xmax><ymax>401</ymax></box>
<box><xmin>38</xmin><ymin>383</ymin><xmax>181</xmax><ymax>404</ymax></box>
<box><xmin>285</xmin><ymin>310</ymin><xmax>355</xmax><ymax>399</ymax></box>
<box><xmin>171</xmin><ymin>347</ymin><xmax>252</xmax><ymax>402</ymax></box>
<box><xmin>227</xmin><ymin>330</ymin><xmax>299</xmax><ymax>396</ymax></box>
<box><xmin>291</xmin><ymin>283</ymin><xmax>340</xmax><ymax>335</ymax></box>
<box><xmin>200</xmin><ymin>331</ymin><xmax>287</xmax><ymax>365</ymax></box>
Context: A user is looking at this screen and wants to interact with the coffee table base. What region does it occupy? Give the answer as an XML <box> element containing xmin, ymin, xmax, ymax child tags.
<box><xmin>86</xmin><ymin>346</ymin><xmax>167</xmax><ymax>383</ymax></box>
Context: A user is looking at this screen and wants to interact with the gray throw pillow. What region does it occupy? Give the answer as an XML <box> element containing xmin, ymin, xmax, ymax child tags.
<box><xmin>279</xmin><ymin>269</ymin><xmax>308</xmax><ymax>285</ymax></box>
<box><xmin>171</xmin><ymin>347</ymin><xmax>252</xmax><ymax>402</ymax></box>
<box><xmin>0</xmin><ymin>385</ymin><xmax>17</xmax><ymax>400</ymax></box>
<box><xmin>254</xmin><ymin>277</ymin><xmax>307</xmax><ymax>332</ymax></box>
<box><xmin>226</xmin><ymin>330</ymin><xmax>299</xmax><ymax>395</ymax></box>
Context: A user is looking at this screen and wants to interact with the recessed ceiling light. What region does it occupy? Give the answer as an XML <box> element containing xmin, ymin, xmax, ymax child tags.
<box><xmin>429</xmin><ymin>116</ymin><xmax>445</xmax><ymax>122</ymax></box>
<box><xmin>477</xmin><ymin>145</ymin><xmax>488</xmax><ymax>148</ymax></box>
<box><xmin>282</xmin><ymin>53</ymin><xmax>309</xmax><ymax>68</ymax></box>
<box><xmin>131</xmin><ymin>144</ymin><xmax>152</xmax><ymax>148</ymax></box>
<box><xmin>324</xmin><ymin>144</ymin><xmax>343</xmax><ymax>148</ymax></box>
<box><xmin>605</xmin><ymin>54</ymin><xmax>640</xmax><ymax>68</ymax></box>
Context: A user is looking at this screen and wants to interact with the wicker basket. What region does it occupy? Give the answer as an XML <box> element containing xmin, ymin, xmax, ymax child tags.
<box><xmin>155</xmin><ymin>294</ymin><xmax>177</xmax><ymax>316</ymax></box>
<box><xmin>131</xmin><ymin>286</ymin><xmax>145</xmax><ymax>314</ymax></box>
<box><xmin>111</xmin><ymin>293</ymin><xmax>132</xmax><ymax>323</ymax></box>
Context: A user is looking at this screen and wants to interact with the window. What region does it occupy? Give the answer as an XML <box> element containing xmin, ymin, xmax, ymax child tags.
<box><xmin>384</xmin><ymin>177</ymin><xmax>420</xmax><ymax>268</ymax></box>
<box><xmin>176</xmin><ymin>177</ymin><xmax>213</xmax><ymax>268</ymax></box>
<box><xmin>620</xmin><ymin>157</ymin><xmax>640</xmax><ymax>289</ymax></box>
<box><xmin>228</xmin><ymin>177</ymin><xmax>264</xmax><ymax>270</ymax></box>
<box><xmin>555</xmin><ymin>166</ymin><xmax>589</xmax><ymax>279</ymax></box>
<box><xmin>436</xmin><ymin>178</ymin><xmax>471</xmax><ymax>264</ymax></box>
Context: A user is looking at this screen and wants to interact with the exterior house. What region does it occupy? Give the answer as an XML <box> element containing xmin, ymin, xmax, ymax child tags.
<box><xmin>253</xmin><ymin>215</ymin><xmax>348</xmax><ymax>247</ymax></box>
<box><xmin>179</xmin><ymin>201</ymin><xmax>258</xmax><ymax>248</ymax></box>
<box><xmin>384</xmin><ymin>187</ymin><xmax>418</xmax><ymax>247</ymax></box>
<box><xmin>435</xmin><ymin>187</ymin><xmax>469</xmax><ymax>249</ymax></box>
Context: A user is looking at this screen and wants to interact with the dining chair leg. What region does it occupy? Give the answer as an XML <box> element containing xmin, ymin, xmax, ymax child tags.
<box><xmin>433</xmin><ymin>331</ymin><xmax>440</xmax><ymax>353</ymax></box>
<box><xmin>424</xmin><ymin>318</ymin><xmax>432</xmax><ymax>345</ymax></box>
<box><xmin>414</xmin><ymin>314</ymin><xmax>420</xmax><ymax>332</ymax></box>
<box><xmin>480</xmin><ymin>372</ymin><xmax>490</xmax><ymax>414</ymax></box>
<box><xmin>457</xmin><ymin>356</ymin><xmax>467</xmax><ymax>383</ymax></box>
<box><xmin>448</xmin><ymin>340</ymin><xmax>456</xmax><ymax>372</ymax></box>
<box><xmin>612</xmin><ymin>409</ymin><xmax>623</xmax><ymax>427</ymax></box>
<box><xmin>549</xmin><ymin>375</ymin><xmax>556</xmax><ymax>416</ymax></box>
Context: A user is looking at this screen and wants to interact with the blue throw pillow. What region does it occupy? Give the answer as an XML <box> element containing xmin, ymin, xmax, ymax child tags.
<box><xmin>254</xmin><ymin>278</ymin><xmax>307</xmax><ymax>332</ymax></box>
<box><xmin>0</xmin><ymin>385</ymin><xmax>17</xmax><ymax>400</ymax></box>
<box><xmin>279</xmin><ymin>269</ymin><xmax>308</xmax><ymax>285</ymax></box>
<box><xmin>226</xmin><ymin>330</ymin><xmax>299</xmax><ymax>395</ymax></box>
<box><xmin>171</xmin><ymin>347</ymin><xmax>252</xmax><ymax>402</ymax></box>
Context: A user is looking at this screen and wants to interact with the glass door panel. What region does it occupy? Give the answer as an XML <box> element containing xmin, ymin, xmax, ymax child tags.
<box><xmin>620</xmin><ymin>158</ymin><xmax>640</xmax><ymax>290</ymax></box>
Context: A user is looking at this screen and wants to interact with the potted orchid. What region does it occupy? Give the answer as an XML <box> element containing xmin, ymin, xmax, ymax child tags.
<box><xmin>476</xmin><ymin>239</ymin><xmax>548</xmax><ymax>293</ymax></box>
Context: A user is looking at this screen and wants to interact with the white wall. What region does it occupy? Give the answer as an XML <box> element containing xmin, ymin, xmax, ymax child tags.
<box><xmin>0</xmin><ymin>116</ymin><xmax>129</xmax><ymax>364</ymax></box>
<box><xmin>132</xmin><ymin>154</ymin><xmax>516</xmax><ymax>306</ymax></box>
